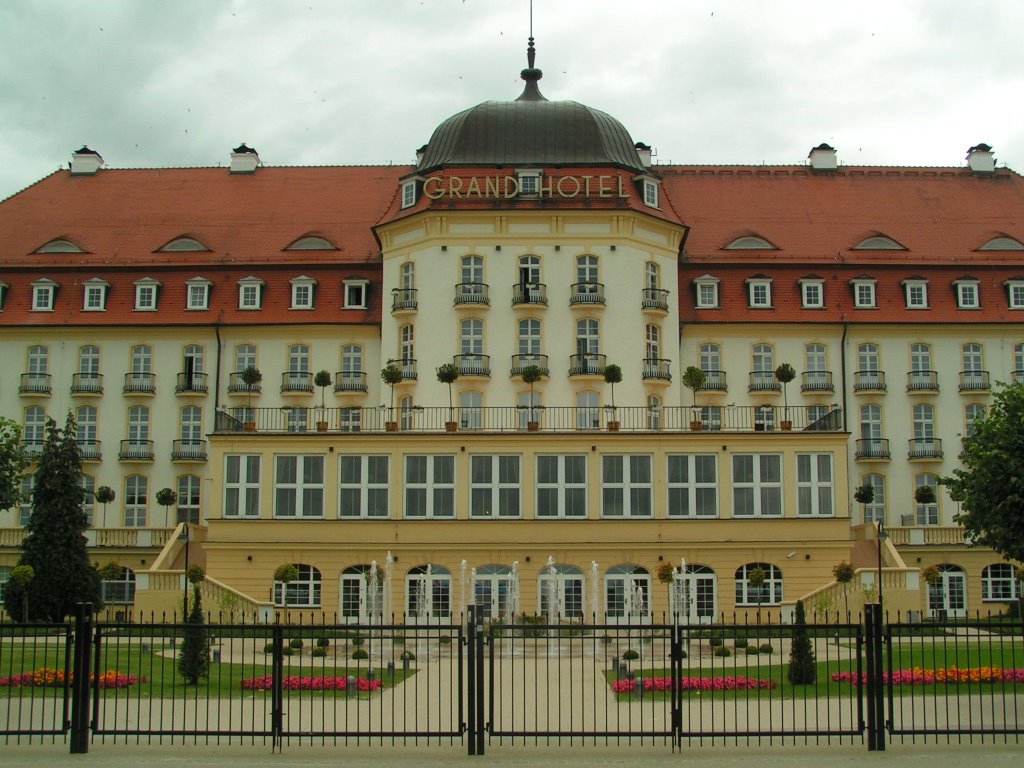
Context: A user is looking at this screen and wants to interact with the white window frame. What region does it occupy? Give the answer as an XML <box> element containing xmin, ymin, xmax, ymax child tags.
<box><xmin>83</xmin><ymin>279</ymin><xmax>109</xmax><ymax>311</ymax></box>
<box><xmin>31</xmin><ymin>279</ymin><xmax>57</xmax><ymax>311</ymax></box>
<box><xmin>124</xmin><ymin>475</ymin><xmax>148</xmax><ymax>528</ymax></box>
<box><xmin>693</xmin><ymin>276</ymin><xmax>720</xmax><ymax>309</ymax></box>
<box><xmin>1004</xmin><ymin>280</ymin><xmax>1024</xmax><ymax>309</ymax></box>
<box><xmin>746</xmin><ymin>278</ymin><xmax>773</xmax><ymax>308</ymax></box>
<box><xmin>470</xmin><ymin>455</ymin><xmax>521</xmax><ymax>518</ymax></box>
<box><xmin>799</xmin><ymin>279</ymin><xmax>824</xmax><ymax>309</ymax></box>
<box><xmin>732</xmin><ymin>454</ymin><xmax>783</xmax><ymax>518</ymax></box>
<box><xmin>238</xmin><ymin>277</ymin><xmax>264</xmax><ymax>310</ymax></box>
<box><xmin>133</xmin><ymin>278</ymin><xmax>161</xmax><ymax>311</ymax></box>
<box><xmin>601</xmin><ymin>454</ymin><xmax>653</xmax><ymax>518</ymax></box>
<box><xmin>401</xmin><ymin>179</ymin><xmax>417</xmax><ymax>209</ymax></box>
<box><xmin>343</xmin><ymin>279</ymin><xmax>369</xmax><ymax>309</ymax></box>
<box><xmin>915</xmin><ymin>474</ymin><xmax>939</xmax><ymax>526</ymax></box>
<box><xmin>404</xmin><ymin>455</ymin><xmax>455</xmax><ymax>518</ymax></box>
<box><xmin>903</xmin><ymin>279</ymin><xmax>929</xmax><ymax>309</ymax></box>
<box><xmin>536</xmin><ymin>455</ymin><xmax>587</xmax><ymax>518</ymax></box>
<box><xmin>289</xmin><ymin>276</ymin><xmax>317</xmax><ymax>310</ymax></box>
<box><xmin>186</xmin><ymin>277</ymin><xmax>211</xmax><ymax>310</ymax></box>
<box><xmin>851</xmin><ymin>279</ymin><xmax>876</xmax><ymax>308</ymax></box>
<box><xmin>338</xmin><ymin>455</ymin><xmax>389</xmax><ymax>518</ymax></box>
<box><xmin>735</xmin><ymin>563</ymin><xmax>783</xmax><ymax>606</ymax></box>
<box><xmin>177</xmin><ymin>474</ymin><xmax>201</xmax><ymax>525</ymax></box>
<box><xmin>666</xmin><ymin>454</ymin><xmax>718</xmax><ymax>518</ymax></box>
<box><xmin>861</xmin><ymin>474</ymin><xmax>886</xmax><ymax>525</ymax></box>
<box><xmin>273</xmin><ymin>564</ymin><xmax>321</xmax><ymax>608</ymax></box>
<box><xmin>224</xmin><ymin>454</ymin><xmax>261</xmax><ymax>518</ymax></box>
<box><xmin>981</xmin><ymin>563</ymin><xmax>1021</xmax><ymax>601</ymax></box>
<box><xmin>953</xmin><ymin>280</ymin><xmax>979</xmax><ymax>309</ymax></box>
<box><xmin>517</xmin><ymin>170</ymin><xmax>542</xmax><ymax>197</ymax></box>
<box><xmin>964</xmin><ymin>403</ymin><xmax>986</xmax><ymax>439</ymax></box>
<box><xmin>796</xmin><ymin>453</ymin><xmax>834</xmax><ymax>517</ymax></box>
<box><xmin>273</xmin><ymin>455</ymin><xmax>324</xmax><ymax>518</ymax></box>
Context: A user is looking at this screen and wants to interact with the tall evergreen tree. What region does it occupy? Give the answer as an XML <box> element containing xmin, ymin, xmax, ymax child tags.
<box><xmin>787</xmin><ymin>600</ymin><xmax>817</xmax><ymax>685</ymax></box>
<box><xmin>179</xmin><ymin>566</ymin><xmax>210</xmax><ymax>685</ymax></box>
<box><xmin>4</xmin><ymin>414</ymin><xmax>100</xmax><ymax>621</ymax></box>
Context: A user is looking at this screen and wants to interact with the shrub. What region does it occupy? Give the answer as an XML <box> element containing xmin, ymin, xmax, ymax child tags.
<box><xmin>713</xmin><ymin>646</ymin><xmax>732</xmax><ymax>658</ymax></box>
<box><xmin>709</xmin><ymin>637</ymin><xmax>724</xmax><ymax>647</ymax></box>
<box><xmin>392</xmin><ymin>635</ymin><xmax>406</xmax><ymax>645</ymax></box>
<box><xmin>679</xmin><ymin>649</ymin><xmax>687</xmax><ymax>659</ymax></box>
<box><xmin>351</xmin><ymin>648</ymin><xmax>369</xmax><ymax>661</ymax></box>
<box><xmin>316</xmin><ymin>637</ymin><xmax>330</xmax><ymax>648</ymax></box>
<box><xmin>622</xmin><ymin>649</ymin><xmax>639</xmax><ymax>661</ymax></box>
<box><xmin>734</xmin><ymin>638</ymin><xmax>749</xmax><ymax>648</ymax></box>
<box><xmin>289</xmin><ymin>638</ymin><xmax>304</xmax><ymax>650</ymax></box>
<box><xmin>263</xmin><ymin>642</ymin><xmax>275</xmax><ymax>654</ymax></box>
<box><xmin>350</xmin><ymin>636</ymin><xmax>366</xmax><ymax>647</ymax></box>
<box><xmin>787</xmin><ymin>601</ymin><xmax>816</xmax><ymax>685</ymax></box>
<box><xmin>311</xmin><ymin>647</ymin><xmax>327</xmax><ymax>658</ymax></box>
<box><xmin>759</xmin><ymin>643</ymin><xmax>774</xmax><ymax>654</ymax></box>
<box><xmin>281</xmin><ymin>647</ymin><xmax>294</xmax><ymax>657</ymax></box>
<box><xmin>746</xmin><ymin>646</ymin><xmax>760</xmax><ymax>655</ymax></box>
<box><xmin>399</xmin><ymin>650</ymin><xmax>415</xmax><ymax>661</ymax></box>
<box><xmin>438</xmin><ymin>635</ymin><xmax>452</xmax><ymax>645</ymax></box>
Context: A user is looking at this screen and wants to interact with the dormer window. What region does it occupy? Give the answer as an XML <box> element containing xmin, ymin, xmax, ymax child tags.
<box><xmin>953</xmin><ymin>278</ymin><xmax>980</xmax><ymax>310</ymax></box>
<box><xmin>286</xmin><ymin>236</ymin><xmax>337</xmax><ymax>251</ymax></box>
<box><xmin>693</xmin><ymin>275</ymin><xmax>720</xmax><ymax>309</ymax></box>
<box><xmin>517</xmin><ymin>170</ymin><xmax>542</xmax><ymax>198</ymax></box>
<box><xmin>640</xmin><ymin>177</ymin><xmax>660</xmax><ymax>208</ymax></box>
<box><xmin>979</xmin><ymin>236</ymin><xmax>1024</xmax><ymax>251</ymax></box>
<box><xmin>799</xmin><ymin>277</ymin><xmax>825</xmax><ymax>309</ymax></box>
<box><xmin>0</xmin><ymin>281</ymin><xmax>8</xmax><ymax>311</ymax></box>
<box><xmin>851</xmin><ymin>278</ymin><xmax>877</xmax><ymax>309</ymax></box>
<box><xmin>853</xmin><ymin>235</ymin><xmax>905</xmax><ymax>250</ymax></box>
<box><xmin>745</xmin><ymin>276</ymin><xmax>773</xmax><ymax>308</ymax></box>
<box><xmin>185</xmin><ymin>277</ymin><xmax>212</xmax><ymax>310</ymax></box>
<box><xmin>290</xmin><ymin>276</ymin><xmax>317</xmax><ymax>310</ymax></box>
<box><xmin>725</xmin><ymin>236</ymin><xmax>776</xmax><ymax>250</ymax></box>
<box><xmin>36</xmin><ymin>238</ymin><xmax>85</xmax><ymax>254</ymax></box>
<box><xmin>158</xmin><ymin>237</ymin><xmax>208</xmax><ymax>252</ymax></box>
<box><xmin>83</xmin><ymin>278</ymin><xmax>109</xmax><ymax>311</ymax></box>
<box><xmin>401</xmin><ymin>180</ymin><xmax>418</xmax><ymax>209</ymax></box>
<box><xmin>1004</xmin><ymin>278</ymin><xmax>1024</xmax><ymax>309</ymax></box>
<box><xmin>31</xmin><ymin>279</ymin><xmax>57</xmax><ymax>311</ymax></box>
<box><xmin>902</xmin><ymin>277</ymin><xmax>928</xmax><ymax>309</ymax></box>
<box><xmin>343</xmin><ymin>278</ymin><xmax>369</xmax><ymax>309</ymax></box>
<box><xmin>134</xmin><ymin>277</ymin><xmax>161</xmax><ymax>311</ymax></box>
<box><xmin>237</xmin><ymin>276</ymin><xmax>264</xmax><ymax>310</ymax></box>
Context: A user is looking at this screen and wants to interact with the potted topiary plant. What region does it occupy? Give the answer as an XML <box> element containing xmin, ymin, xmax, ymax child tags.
<box><xmin>381</xmin><ymin>362</ymin><xmax>402</xmax><ymax>432</ymax></box>
<box><xmin>603</xmin><ymin>363</ymin><xmax>622</xmax><ymax>431</ymax></box>
<box><xmin>436</xmin><ymin>363</ymin><xmax>460</xmax><ymax>431</ymax></box>
<box><xmin>520</xmin><ymin>364</ymin><xmax>543</xmax><ymax>431</ymax></box>
<box><xmin>832</xmin><ymin>561</ymin><xmax>855</xmax><ymax>619</ymax></box>
<box><xmin>314</xmin><ymin>370</ymin><xmax>332</xmax><ymax>431</ymax></box>
<box><xmin>240</xmin><ymin>365</ymin><xmax>262</xmax><ymax>430</ymax></box>
<box><xmin>95</xmin><ymin>485</ymin><xmax>115</xmax><ymax>527</ymax></box>
<box><xmin>681</xmin><ymin>366</ymin><xmax>706</xmax><ymax>431</ymax></box>
<box><xmin>914</xmin><ymin>484</ymin><xmax>937</xmax><ymax>506</ymax></box>
<box><xmin>156</xmin><ymin>487</ymin><xmax>178</xmax><ymax>528</ymax></box>
<box><xmin>775</xmin><ymin>363</ymin><xmax>796</xmax><ymax>430</ymax></box>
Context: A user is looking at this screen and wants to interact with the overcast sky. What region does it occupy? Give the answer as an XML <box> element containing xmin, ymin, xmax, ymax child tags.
<box><xmin>1</xmin><ymin>0</ymin><xmax>1022</xmax><ymax>200</ymax></box>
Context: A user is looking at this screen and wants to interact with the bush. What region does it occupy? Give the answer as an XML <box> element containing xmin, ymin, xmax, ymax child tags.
<box><xmin>745</xmin><ymin>646</ymin><xmax>760</xmax><ymax>655</ymax></box>
<box><xmin>311</xmin><ymin>647</ymin><xmax>327</xmax><ymax>658</ymax></box>
<box><xmin>438</xmin><ymin>635</ymin><xmax>452</xmax><ymax>645</ymax></box>
<box><xmin>622</xmin><ymin>649</ymin><xmax>639</xmax><ymax>661</ymax></box>
<box><xmin>289</xmin><ymin>638</ymin><xmax>304</xmax><ymax>650</ymax></box>
<box><xmin>392</xmin><ymin>635</ymin><xmax>406</xmax><ymax>645</ymax></box>
<box><xmin>713</xmin><ymin>646</ymin><xmax>732</xmax><ymax>657</ymax></box>
<box><xmin>399</xmin><ymin>650</ymin><xmax>415</xmax><ymax>661</ymax></box>
<box><xmin>351</xmin><ymin>648</ymin><xmax>369</xmax><ymax>660</ymax></box>
<box><xmin>316</xmin><ymin>636</ymin><xmax>330</xmax><ymax>648</ymax></box>
<box><xmin>350</xmin><ymin>636</ymin><xmax>366</xmax><ymax>647</ymax></box>
<box><xmin>679</xmin><ymin>649</ymin><xmax>687</xmax><ymax>659</ymax></box>
<box><xmin>787</xmin><ymin>601</ymin><xmax>817</xmax><ymax>685</ymax></box>
<box><xmin>759</xmin><ymin>643</ymin><xmax>774</xmax><ymax>654</ymax></box>
<box><xmin>734</xmin><ymin>638</ymin><xmax>748</xmax><ymax>648</ymax></box>
<box><xmin>281</xmin><ymin>647</ymin><xmax>294</xmax><ymax>657</ymax></box>
<box><xmin>264</xmin><ymin>642</ymin><xmax>275</xmax><ymax>654</ymax></box>
<box><xmin>708</xmin><ymin>637</ymin><xmax>724</xmax><ymax>647</ymax></box>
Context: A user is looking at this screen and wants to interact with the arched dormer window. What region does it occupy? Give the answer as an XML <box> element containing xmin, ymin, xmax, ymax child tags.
<box><xmin>724</xmin><ymin>236</ymin><xmax>777</xmax><ymax>250</ymax></box>
<box><xmin>158</xmin><ymin>236</ymin><xmax>208</xmax><ymax>252</ymax></box>
<box><xmin>852</xmin><ymin>235</ymin><xmax>905</xmax><ymax>250</ymax></box>
<box><xmin>285</xmin><ymin>236</ymin><xmax>337</xmax><ymax>251</ymax></box>
<box><xmin>35</xmin><ymin>238</ymin><xmax>85</xmax><ymax>253</ymax></box>
<box><xmin>978</xmin><ymin>236</ymin><xmax>1024</xmax><ymax>251</ymax></box>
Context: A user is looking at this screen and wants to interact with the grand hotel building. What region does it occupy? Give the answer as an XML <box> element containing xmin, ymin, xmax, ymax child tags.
<box><xmin>1</xmin><ymin>47</ymin><xmax>1021</xmax><ymax>623</ymax></box>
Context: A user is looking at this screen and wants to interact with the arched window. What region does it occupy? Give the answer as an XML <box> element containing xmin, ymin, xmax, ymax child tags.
<box><xmin>340</xmin><ymin>564</ymin><xmax>385</xmax><ymax>623</ymax></box>
<box><xmin>518</xmin><ymin>318</ymin><xmax>541</xmax><ymax>357</ymax></box>
<box><xmin>926</xmin><ymin>564</ymin><xmax>965</xmax><ymax>618</ymax></box>
<box><xmin>725</xmin><ymin>236</ymin><xmax>776</xmax><ymax>250</ymax></box>
<box><xmin>964</xmin><ymin>403</ymin><xmax>986</xmax><ymax>439</ymax></box>
<box><xmin>914</xmin><ymin>473</ymin><xmax>939</xmax><ymax>525</ymax></box>
<box><xmin>80</xmin><ymin>474</ymin><xmax>95</xmax><ymax>527</ymax></box>
<box><xmin>459</xmin><ymin>391</ymin><xmax>483</xmax><ymax>430</ymax></box>
<box><xmin>981</xmin><ymin>563</ymin><xmax>1020</xmax><ymax>602</ymax></box>
<box><xmin>400</xmin><ymin>262</ymin><xmax>415</xmax><ymax>290</ymax></box>
<box><xmin>400</xmin><ymin>324</ymin><xmax>414</xmax><ymax>363</ymax></box>
<box><xmin>405</xmin><ymin>565</ymin><xmax>451</xmax><ymax>623</ymax></box>
<box><xmin>101</xmin><ymin>567</ymin><xmax>136</xmax><ymax>605</ymax></box>
<box><xmin>751</xmin><ymin>344</ymin><xmax>775</xmax><ymax>390</ymax></box>
<box><xmin>473</xmin><ymin>565</ymin><xmax>515</xmax><ymax>621</ymax></box>
<box><xmin>860</xmin><ymin>474</ymin><xmax>886</xmax><ymax>525</ymax></box>
<box><xmin>575</xmin><ymin>318</ymin><xmax>600</xmax><ymax>355</ymax></box>
<box><xmin>671</xmin><ymin>564</ymin><xmax>717</xmax><ymax>623</ymax></box>
<box><xmin>460</xmin><ymin>318</ymin><xmax>484</xmax><ymax>356</ymax></box>
<box><xmin>159</xmin><ymin>237</ymin><xmax>208</xmax><ymax>252</ymax></box>
<box><xmin>576</xmin><ymin>390</ymin><xmax>599</xmax><ymax>430</ymax></box>
<box><xmin>645</xmin><ymin>324</ymin><xmax>660</xmax><ymax>361</ymax></box>
<box><xmin>23</xmin><ymin>406</ymin><xmax>46</xmax><ymax>456</ymax></box>
<box><xmin>605</xmin><ymin>564</ymin><xmax>651</xmax><ymax>622</ymax></box>
<box><xmin>517</xmin><ymin>390</ymin><xmax>543</xmax><ymax>430</ymax></box>
<box><xmin>36</xmin><ymin>238</ymin><xmax>85</xmax><ymax>253</ymax></box>
<box><xmin>852</xmin><ymin>235</ymin><xmax>904</xmax><ymax>250</ymax></box>
<box><xmin>735</xmin><ymin>563</ymin><xmax>782</xmax><ymax>606</ymax></box>
<box><xmin>645</xmin><ymin>262</ymin><xmax>660</xmax><ymax>290</ymax></box>
<box><xmin>519</xmin><ymin>255</ymin><xmax>541</xmax><ymax>285</ymax></box>
<box><xmin>576</xmin><ymin>254</ymin><xmax>598</xmax><ymax>285</ymax></box>
<box><xmin>699</xmin><ymin>343</ymin><xmax>723</xmax><ymax>390</ymax></box>
<box><xmin>124</xmin><ymin>475</ymin><xmax>147</xmax><ymax>527</ymax></box>
<box><xmin>273</xmin><ymin>564</ymin><xmax>321</xmax><ymax>608</ymax></box>
<box><xmin>646</xmin><ymin>394</ymin><xmax>662</xmax><ymax>431</ymax></box>
<box><xmin>75</xmin><ymin>406</ymin><xmax>98</xmax><ymax>460</ymax></box>
<box><xmin>537</xmin><ymin>564</ymin><xmax>584</xmax><ymax>620</ymax></box>
<box><xmin>399</xmin><ymin>395</ymin><xmax>414</xmax><ymax>431</ymax></box>
<box><xmin>286</xmin><ymin>236</ymin><xmax>336</xmax><ymax>250</ymax></box>
<box><xmin>177</xmin><ymin>474</ymin><xmax>201</xmax><ymax>525</ymax></box>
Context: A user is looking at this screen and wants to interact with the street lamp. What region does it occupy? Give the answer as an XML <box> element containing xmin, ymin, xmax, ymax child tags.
<box><xmin>179</xmin><ymin>524</ymin><xmax>190</xmax><ymax>616</ymax></box>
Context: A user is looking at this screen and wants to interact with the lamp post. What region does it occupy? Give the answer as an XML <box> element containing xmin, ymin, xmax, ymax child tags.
<box><xmin>876</xmin><ymin>522</ymin><xmax>887</xmax><ymax>614</ymax></box>
<box><xmin>179</xmin><ymin>524</ymin><xmax>190</xmax><ymax>616</ymax></box>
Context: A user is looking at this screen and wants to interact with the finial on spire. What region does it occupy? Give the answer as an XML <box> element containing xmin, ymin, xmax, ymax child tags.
<box><xmin>516</xmin><ymin>35</ymin><xmax>547</xmax><ymax>102</ymax></box>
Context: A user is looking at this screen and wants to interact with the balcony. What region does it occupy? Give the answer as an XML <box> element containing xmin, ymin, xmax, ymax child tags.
<box><xmin>334</xmin><ymin>371</ymin><xmax>368</xmax><ymax>393</ymax></box>
<box><xmin>281</xmin><ymin>371</ymin><xmax>313</xmax><ymax>393</ymax></box>
<box><xmin>396</xmin><ymin>359</ymin><xmax>418</xmax><ymax>381</ymax></box>
<box><xmin>699</xmin><ymin>370</ymin><xmax>727</xmax><ymax>392</ymax></box>
<box><xmin>642</xmin><ymin>358</ymin><xmax>672</xmax><ymax>381</ymax></box>
<box><xmin>391</xmin><ymin>288</ymin><xmax>417</xmax><ymax>313</ymax></box>
<box><xmin>569</xmin><ymin>353</ymin><xmax>606</xmax><ymax>377</ymax></box>
<box><xmin>908</xmin><ymin>437</ymin><xmax>943</xmax><ymax>460</ymax></box>
<box><xmin>510</xmin><ymin>354</ymin><xmax>549</xmax><ymax>377</ymax></box>
<box><xmin>455</xmin><ymin>354</ymin><xmax>490</xmax><ymax>377</ymax></box>
<box><xmin>454</xmin><ymin>282</ymin><xmax>489</xmax><ymax>307</ymax></box>
<box><xmin>853</xmin><ymin>370</ymin><xmax>887</xmax><ymax>392</ymax></box>
<box><xmin>123</xmin><ymin>372</ymin><xmax>155</xmax><ymax>394</ymax></box>
<box><xmin>19</xmin><ymin>373</ymin><xmax>51</xmax><ymax>395</ymax></box>
<box><xmin>569</xmin><ymin>282</ymin><xmax>605</xmax><ymax>307</ymax></box>
<box><xmin>748</xmin><ymin>371</ymin><xmax>780</xmax><ymax>392</ymax></box>
<box><xmin>119</xmin><ymin>439</ymin><xmax>154</xmax><ymax>461</ymax></box>
<box><xmin>907</xmin><ymin>370</ymin><xmax>939</xmax><ymax>392</ymax></box>
<box><xmin>511</xmin><ymin>283</ymin><xmax>548</xmax><ymax>307</ymax></box>
<box><xmin>71</xmin><ymin>373</ymin><xmax>103</xmax><ymax>395</ymax></box>
<box><xmin>23</xmin><ymin>439</ymin><xmax>44</xmax><ymax>458</ymax></box>
<box><xmin>77</xmin><ymin>439</ymin><xmax>102</xmax><ymax>461</ymax></box>
<box><xmin>172</xmin><ymin>439</ymin><xmax>208</xmax><ymax>462</ymax></box>
<box><xmin>855</xmin><ymin>438</ymin><xmax>891</xmax><ymax>460</ymax></box>
<box><xmin>801</xmin><ymin>370</ymin><xmax>833</xmax><ymax>393</ymax></box>
<box><xmin>228</xmin><ymin>371</ymin><xmax>262</xmax><ymax>395</ymax></box>
<box><xmin>1014</xmin><ymin>369</ymin><xmax>1024</xmax><ymax>385</ymax></box>
<box><xmin>641</xmin><ymin>288</ymin><xmax>670</xmax><ymax>312</ymax></box>
<box><xmin>176</xmin><ymin>371</ymin><xmax>209</xmax><ymax>394</ymax></box>
<box><xmin>958</xmin><ymin>370</ymin><xmax>990</xmax><ymax>392</ymax></box>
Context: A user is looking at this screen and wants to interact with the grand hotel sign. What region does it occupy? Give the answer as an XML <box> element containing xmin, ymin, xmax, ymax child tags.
<box><xmin>422</xmin><ymin>174</ymin><xmax>631</xmax><ymax>200</ymax></box>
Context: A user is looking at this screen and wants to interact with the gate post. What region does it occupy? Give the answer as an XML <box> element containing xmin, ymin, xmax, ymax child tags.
<box><xmin>466</xmin><ymin>605</ymin><xmax>485</xmax><ymax>755</ymax></box>
<box><xmin>467</xmin><ymin>605</ymin><xmax>477</xmax><ymax>755</ymax></box>
<box><xmin>863</xmin><ymin>603</ymin><xmax>885</xmax><ymax>751</ymax></box>
<box><xmin>670</xmin><ymin>624</ymin><xmax>683</xmax><ymax>749</ymax></box>
<box><xmin>474</xmin><ymin>607</ymin><xmax>485</xmax><ymax>756</ymax></box>
<box><xmin>271</xmin><ymin>622</ymin><xmax>284</xmax><ymax>751</ymax></box>
<box><xmin>871</xmin><ymin>604</ymin><xmax>886</xmax><ymax>751</ymax></box>
<box><xmin>70</xmin><ymin>602</ymin><xmax>93</xmax><ymax>754</ymax></box>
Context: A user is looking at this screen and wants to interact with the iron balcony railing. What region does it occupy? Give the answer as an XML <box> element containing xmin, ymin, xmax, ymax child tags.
<box><xmin>699</xmin><ymin>370</ymin><xmax>727</xmax><ymax>391</ymax></box>
<box><xmin>569</xmin><ymin>353</ymin><xmax>606</xmax><ymax>376</ymax></box>
<box><xmin>1014</xmin><ymin>369</ymin><xmax>1024</xmax><ymax>385</ymax></box>
<box><xmin>641</xmin><ymin>287</ymin><xmax>670</xmax><ymax>311</ymax></box>
<box><xmin>454</xmin><ymin>283</ymin><xmax>489</xmax><ymax>306</ymax></box>
<box><xmin>228</xmin><ymin>371</ymin><xmax>262</xmax><ymax>394</ymax></box>
<box><xmin>907</xmin><ymin>370</ymin><xmax>939</xmax><ymax>392</ymax></box>
<box><xmin>396</xmin><ymin>359</ymin><xmax>417</xmax><ymax>381</ymax></box>
<box><xmin>642</xmin><ymin>358</ymin><xmax>672</xmax><ymax>381</ymax></box>
<box><xmin>569</xmin><ymin>282</ymin><xmax>605</xmax><ymax>306</ymax></box>
<box><xmin>71</xmin><ymin>372</ymin><xmax>103</xmax><ymax>394</ymax></box>
<box><xmin>908</xmin><ymin>437</ymin><xmax>943</xmax><ymax>460</ymax></box>
<box><xmin>391</xmin><ymin>287</ymin><xmax>417</xmax><ymax>312</ymax></box>
<box><xmin>510</xmin><ymin>354</ymin><xmax>549</xmax><ymax>377</ymax></box>
<box><xmin>334</xmin><ymin>370</ymin><xmax>367</xmax><ymax>392</ymax></box>
<box><xmin>454</xmin><ymin>354</ymin><xmax>490</xmax><ymax>377</ymax></box>
<box><xmin>19</xmin><ymin>373</ymin><xmax>52</xmax><ymax>394</ymax></box>
<box><xmin>77</xmin><ymin>439</ymin><xmax>101</xmax><ymax>461</ymax></box>
<box><xmin>748</xmin><ymin>371</ymin><xmax>780</xmax><ymax>392</ymax></box>
<box><xmin>118</xmin><ymin>439</ymin><xmax>154</xmax><ymax>461</ymax></box>
<box><xmin>853</xmin><ymin>370</ymin><xmax>887</xmax><ymax>392</ymax></box>
<box><xmin>801</xmin><ymin>370</ymin><xmax>833</xmax><ymax>392</ymax></box>
<box><xmin>172</xmin><ymin>439</ymin><xmax>208</xmax><ymax>461</ymax></box>
<box><xmin>123</xmin><ymin>372</ymin><xmax>155</xmax><ymax>394</ymax></box>
<box><xmin>855</xmin><ymin>438</ymin><xmax>891</xmax><ymax>460</ymax></box>
<box><xmin>215</xmin><ymin>405</ymin><xmax>843</xmax><ymax>434</ymax></box>
<box><xmin>23</xmin><ymin>439</ymin><xmax>44</xmax><ymax>457</ymax></box>
<box><xmin>281</xmin><ymin>371</ymin><xmax>313</xmax><ymax>393</ymax></box>
<box><xmin>512</xmin><ymin>282</ymin><xmax>548</xmax><ymax>306</ymax></box>
<box><xmin>176</xmin><ymin>371</ymin><xmax>209</xmax><ymax>394</ymax></box>
<box><xmin>958</xmin><ymin>370</ymin><xmax>990</xmax><ymax>392</ymax></box>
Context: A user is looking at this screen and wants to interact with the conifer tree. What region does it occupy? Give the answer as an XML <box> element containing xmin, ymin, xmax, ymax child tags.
<box><xmin>787</xmin><ymin>600</ymin><xmax>816</xmax><ymax>685</ymax></box>
<box><xmin>179</xmin><ymin>565</ymin><xmax>210</xmax><ymax>685</ymax></box>
<box><xmin>4</xmin><ymin>414</ymin><xmax>100</xmax><ymax>621</ymax></box>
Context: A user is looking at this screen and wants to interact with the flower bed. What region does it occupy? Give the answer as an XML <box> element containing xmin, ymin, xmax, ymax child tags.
<box><xmin>832</xmin><ymin>666</ymin><xmax>1024</xmax><ymax>686</ymax></box>
<box><xmin>241</xmin><ymin>675</ymin><xmax>383</xmax><ymax>692</ymax></box>
<box><xmin>0</xmin><ymin>668</ymin><xmax>142</xmax><ymax>689</ymax></box>
<box><xmin>612</xmin><ymin>676</ymin><xmax>775</xmax><ymax>694</ymax></box>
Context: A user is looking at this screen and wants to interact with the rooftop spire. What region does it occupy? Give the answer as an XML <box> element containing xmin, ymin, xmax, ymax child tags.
<box><xmin>516</xmin><ymin>36</ymin><xmax>547</xmax><ymax>102</ymax></box>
